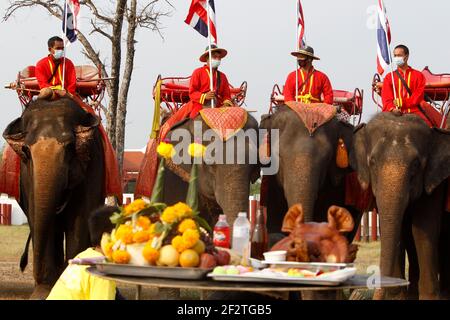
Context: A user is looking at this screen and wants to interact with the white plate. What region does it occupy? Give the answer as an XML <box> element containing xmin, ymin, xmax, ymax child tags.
<box><xmin>262</xmin><ymin>261</ymin><xmax>353</xmax><ymax>270</ymax></box>
<box><xmin>208</xmin><ymin>267</ymin><xmax>357</xmax><ymax>286</ymax></box>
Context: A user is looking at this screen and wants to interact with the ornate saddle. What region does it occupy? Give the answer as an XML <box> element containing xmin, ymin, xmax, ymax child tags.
<box><xmin>199</xmin><ymin>107</ymin><xmax>248</xmax><ymax>141</ymax></box>
<box><xmin>285</xmin><ymin>102</ymin><xmax>337</xmax><ymax>135</ymax></box>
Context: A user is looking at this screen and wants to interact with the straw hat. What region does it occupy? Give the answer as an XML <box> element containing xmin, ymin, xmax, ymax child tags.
<box><xmin>199</xmin><ymin>44</ymin><xmax>228</xmax><ymax>62</ymax></box>
<box><xmin>291</xmin><ymin>46</ymin><xmax>320</xmax><ymax>60</ymax></box>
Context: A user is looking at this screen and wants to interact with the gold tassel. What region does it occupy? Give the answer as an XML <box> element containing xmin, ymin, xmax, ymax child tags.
<box><xmin>336</xmin><ymin>138</ymin><xmax>349</xmax><ymax>169</ymax></box>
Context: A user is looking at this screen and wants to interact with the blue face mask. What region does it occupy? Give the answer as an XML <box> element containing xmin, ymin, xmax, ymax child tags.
<box><xmin>211</xmin><ymin>59</ymin><xmax>221</xmax><ymax>69</ymax></box>
<box><xmin>393</xmin><ymin>56</ymin><xmax>405</xmax><ymax>67</ymax></box>
<box><xmin>53</xmin><ymin>49</ymin><xmax>64</xmax><ymax>60</ymax></box>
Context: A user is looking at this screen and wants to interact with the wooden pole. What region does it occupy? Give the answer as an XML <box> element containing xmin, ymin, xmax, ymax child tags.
<box><xmin>363</xmin><ymin>211</ymin><xmax>370</xmax><ymax>242</ymax></box>
<box><xmin>354</xmin><ymin>224</ymin><xmax>361</xmax><ymax>242</ymax></box>
<box><xmin>371</xmin><ymin>209</ymin><xmax>378</xmax><ymax>241</ymax></box>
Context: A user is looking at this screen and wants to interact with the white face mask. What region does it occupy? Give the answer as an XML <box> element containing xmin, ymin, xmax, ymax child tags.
<box><xmin>393</xmin><ymin>56</ymin><xmax>405</xmax><ymax>67</ymax></box>
<box><xmin>210</xmin><ymin>59</ymin><xmax>221</xmax><ymax>69</ymax></box>
<box><xmin>53</xmin><ymin>49</ymin><xmax>64</xmax><ymax>60</ymax></box>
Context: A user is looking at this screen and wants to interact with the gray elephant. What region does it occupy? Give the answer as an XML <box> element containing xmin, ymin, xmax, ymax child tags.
<box><xmin>3</xmin><ymin>98</ymin><xmax>106</xmax><ymax>299</ymax></box>
<box><xmin>352</xmin><ymin>112</ymin><xmax>450</xmax><ymax>299</ymax></box>
<box><xmin>260</xmin><ymin>105</ymin><xmax>365</xmax><ymax>241</ymax></box>
<box><xmin>136</xmin><ymin>111</ymin><xmax>260</xmax><ymax>228</ymax></box>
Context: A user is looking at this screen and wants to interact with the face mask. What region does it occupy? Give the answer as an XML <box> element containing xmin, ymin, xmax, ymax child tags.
<box><xmin>53</xmin><ymin>49</ymin><xmax>64</xmax><ymax>60</ymax></box>
<box><xmin>298</xmin><ymin>59</ymin><xmax>309</xmax><ymax>68</ymax></box>
<box><xmin>210</xmin><ymin>59</ymin><xmax>221</xmax><ymax>69</ymax></box>
<box><xmin>393</xmin><ymin>56</ymin><xmax>405</xmax><ymax>67</ymax></box>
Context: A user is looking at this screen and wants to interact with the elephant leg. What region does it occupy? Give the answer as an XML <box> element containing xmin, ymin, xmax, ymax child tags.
<box><xmin>440</xmin><ymin>212</ymin><xmax>450</xmax><ymax>298</ymax></box>
<box><xmin>64</xmin><ymin>205</ymin><xmax>91</xmax><ymax>260</ymax></box>
<box><xmin>402</xmin><ymin>212</ymin><xmax>419</xmax><ymax>300</ymax></box>
<box><xmin>411</xmin><ymin>190</ymin><xmax>443</xmax><ymax>299</ymax></box>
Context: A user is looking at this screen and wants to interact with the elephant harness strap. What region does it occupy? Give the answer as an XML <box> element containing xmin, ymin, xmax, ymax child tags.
<box><xmin>285</xmin><ymin>102</ymin><xmax>336</xmax><ymax>135</ymax></box>
<box><xmin>199</xmin><ymin>107</ymin><xmax>248</xmax><ymax>141</ymax></box>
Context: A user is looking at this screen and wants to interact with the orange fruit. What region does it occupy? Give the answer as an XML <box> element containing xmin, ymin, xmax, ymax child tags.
<box><xmin>179</xmin><ymin>249</ymin><xmax>200</xmax><ymax>268</ymax></box>
<box><xmin>192</xmin><ymin>240</ymin><xmax>206</xmax><ymax>255</ymax></box>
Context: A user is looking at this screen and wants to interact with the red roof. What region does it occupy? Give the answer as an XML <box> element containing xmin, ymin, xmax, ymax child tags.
<box><xmin>123</xmin><ymin>150</ymin><xmax>145</xmax><ymax>173</ymax></box>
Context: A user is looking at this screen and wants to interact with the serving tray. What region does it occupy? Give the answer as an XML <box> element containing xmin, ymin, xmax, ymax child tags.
<box><xmin>208</xmin><ymin>267</ymin><xmax>357</xmax><ymax>286</ymax></box>
<box><xmin>94</xmin><ymin>262</ymin><xmax>212</xmax><ymax>280</ymax></box>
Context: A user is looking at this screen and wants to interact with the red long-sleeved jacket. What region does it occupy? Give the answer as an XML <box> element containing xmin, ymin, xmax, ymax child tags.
<box><xmin>189</xmin><ymin>65</ymin><xmax>232</xmax><ymax>108</ymax></box>
<box><xmin>36</xmin><ymin>55</ymin><xmax>77</xmax><ymax>94</ymax></box>
<box><xmin>283</xmin><ymin>68</ymin><xmax>334</xmax><ymax>104</ymax></box>
<box><xmin>382</xmin><ymin>67</ymin><xmax>425</xmax><ymax>113</ymax></box>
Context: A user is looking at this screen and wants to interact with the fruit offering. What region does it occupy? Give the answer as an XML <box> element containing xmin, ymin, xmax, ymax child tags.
<box><xmin>101</xmin><ymin>199</ymin><xmax>230</xmax><ymax>269</ymax></box>
<box><xmin>212</xmin><ymin>265</ymin><xmax>253</xmax><ymax>275</ymax></box>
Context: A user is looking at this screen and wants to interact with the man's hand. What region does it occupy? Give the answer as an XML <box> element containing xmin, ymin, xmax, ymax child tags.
<box><xmin>204</xmin><ymin>91</ymin><xmax>216</xmax><ymax>101</ymax></box>
<box><xmin>372</xmin><ymin>81</ymin><xmax>383</xmax><ymax>94</ymax></box>
<box><xmin>222</xmin><ymin>100</ymin><xmax>234</xmax><ymax>108</ymax></box>
<box><xmin>393</xmin><ymin>98</ymin><xmax>402</xmax><ymax>108</ymax></box>
<box><xmin>55</xmin><ymin>89</ymin><xmax>67</xmax><ymax>97</ymax></box>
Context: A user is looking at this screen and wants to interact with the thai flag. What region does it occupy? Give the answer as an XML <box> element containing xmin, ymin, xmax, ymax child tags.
<box><xmin>298</xmin><ymin>0</ymin><xmax>306</xmax><ymax>49</ymax></box>
<box><xmin>62</xmin><ymin>0</ymin><xmax>80</xmax><ymax>43</ymax></box>
<box><xmin>185</xmin><ymin>0</ymin><xmax>218</xmax><ymax>44</ymax></box>
<box><xmin>377</xmin><ymin>0</ymin><xmax>392</xmax><ymax>75</ymax></box>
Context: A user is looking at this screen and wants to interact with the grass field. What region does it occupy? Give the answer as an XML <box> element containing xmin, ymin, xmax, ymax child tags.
<box><xmin>0</xmin><ymin>225</ymin><xmax>381</xmax><ymax>300</ymax></box>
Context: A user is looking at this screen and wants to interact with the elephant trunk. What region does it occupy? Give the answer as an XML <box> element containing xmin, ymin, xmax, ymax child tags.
<box><xmin>375</xmin><ymin>163</ymin><xmax>410</xmax><ymax>280</ymax></box>
<box><xmin>283</xmin><ymin>155</ymin><xmax>319</xmax><ymax>222</ymax></box>
<box><xmin>215</xmin><ymin>165</ymin><xmax>251</xmax><ymax>228</ymax></box>
<box><xmin>29</xmin><ymin>138</ymin><xmax>67</xmax><ymax>286</ymax></box>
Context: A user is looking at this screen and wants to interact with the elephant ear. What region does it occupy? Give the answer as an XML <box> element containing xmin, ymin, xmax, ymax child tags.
<box><xmin>74</xmin><ymin>113</ymin><xmax>100</xmax><ymax>162</ymax></box>
<box><xmin>327</xmin><ymin>206</ymin><xmax>354</xmax><ymax>233</ymax></box>
<box><xmin>281</xmin><ymin>204</ymin><xmax>304</xmax><ymax>233</ymax></box>
<box><xmin>424</xmin><ymin>128</ymin><xmax>450</xmax><ymax>194</ymax></box>
<box><xmin>350</xmin><ymin>123</ymin><xmax>370</xmax><ymax>190</ymax></box>
<box><xmin>3</xmin><ymin>118</ymin><xmax>26</xmax><ymax>159</ymax></box>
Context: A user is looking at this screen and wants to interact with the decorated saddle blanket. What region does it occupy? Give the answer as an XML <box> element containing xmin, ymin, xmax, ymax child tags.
<box><xmin>286</xmin><ymin>102</ymin><xmax>337</xmax><ymax>135</ymax></box>
<box><xmin>0</xmin><ymin>97</ymin><xmax>123</xmax><ymax>202</ymax></box>
<box><xmin>199</xmin><ymin>107</ymin><xmax>248</xmax><ymax>141</ymax></box>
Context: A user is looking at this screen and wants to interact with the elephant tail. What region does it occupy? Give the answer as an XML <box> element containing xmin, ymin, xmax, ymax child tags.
<box><xmin>20</xmin><ymin>233</ymin><xmax>31</xmax><ymax>272</ymax></box>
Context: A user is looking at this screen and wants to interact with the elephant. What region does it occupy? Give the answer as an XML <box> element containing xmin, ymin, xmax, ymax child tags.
<box><xmin>139</xmin><ymin>111</ymin><xmax>260</xmax><ymax>229</ymax></box>
<box><xmin>3</xmin><ymin>97</ymin><xmax>106</xmax><ymax>299</ymax></box>
<box><xmin>352</xmin><ymin>112</ymin><xmax>450</xmax><ymax>299</ymax></box>
<box><xmin>259</xmin><ymin>105</ymin><xmax>364</xmax><ymax>242</ymax></box>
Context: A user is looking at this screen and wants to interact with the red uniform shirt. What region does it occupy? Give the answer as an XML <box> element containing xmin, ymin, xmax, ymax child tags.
<box><xmin>382</xmin><ymin>67</ymin><xmax>425</xmax><ymax>115</ymax></box>
<box><xmin>283</xmin><ymin>68</ymin><xmax>334</xmax><ymax>104</ymax></box>
<box><xmin>189</xmin><ymin>65</ymin><xmax>232</xmax><ymax>108</ymax></box>
<box><xmin>36</xmin><ymin>55</ymin><xmax>77</xmax><ymax>94</ymax></box>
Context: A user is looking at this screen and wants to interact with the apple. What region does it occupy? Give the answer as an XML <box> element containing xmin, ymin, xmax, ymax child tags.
<box><xmin>199</xmin><ymin>253</ymin><xmax>217</xmax><ymax>269</ymax></box>
<box><xmin>214</xmin><ymin>249</ymin><xmax>231</xmax><ymax>266</ymax></box>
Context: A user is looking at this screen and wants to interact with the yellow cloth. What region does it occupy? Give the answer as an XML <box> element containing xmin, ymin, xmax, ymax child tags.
<box><xmin>46</xmin><ymin>248</ymin><xmax>116</xmax><ymax>300</ymax></box>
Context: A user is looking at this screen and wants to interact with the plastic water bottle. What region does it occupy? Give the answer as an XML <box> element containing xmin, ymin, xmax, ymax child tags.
<box><xmin>213</xmin><ymin>214</ymin><xmax>230</xmax><ymax>249</ymax></box>
<box><xmin>232</xmin><ymin>212</ymin><xmax>251</xmax><ymax>258</ymax></box>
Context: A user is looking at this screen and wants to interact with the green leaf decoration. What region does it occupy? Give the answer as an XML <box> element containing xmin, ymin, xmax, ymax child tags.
<box><xmin>150</xmin><ymin>158</ymin><xmax>165</xmax><ymax>204</ymax></box>
<box><xmin>194</xmin><ymin>214</ymin><xmax>212</xmax><ymax>233</ymax></box>
<box><xmin>186</xmin><ymin>163</ymin><xmax>199</xmax><ymax>212</ymax></box>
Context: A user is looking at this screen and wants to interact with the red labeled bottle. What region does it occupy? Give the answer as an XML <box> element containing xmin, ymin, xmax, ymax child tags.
<box><xmin>213</xmin><ymin>214</ymin><xmax>231</xmax><ymax>249</ymax></box>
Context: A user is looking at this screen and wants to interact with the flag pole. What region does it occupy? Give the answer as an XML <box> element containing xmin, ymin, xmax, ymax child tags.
<box><xmin>295</xmin><ymin>0</ymin><xmax>299</xmax><ymax>102</ymax></box>
<box><xmin>206</xmin><ymin>0</ymin><xmax>215</xmax><ymax>108</ymax></box>
<box><xmin>61</xmin><ymin>0</ymin><xmax>68</xmax><ymax>91</ymax></box>
<box><xmin>382</xmin><ymin>0</ymin><xmax>397</xmax><ymax>105</ymax></box>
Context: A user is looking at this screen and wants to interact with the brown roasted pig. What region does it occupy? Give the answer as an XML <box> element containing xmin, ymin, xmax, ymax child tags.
<box><xmin>271</xmin><ymin>204</ymin><xmax>358</xmax><ymax>263</ymax></box>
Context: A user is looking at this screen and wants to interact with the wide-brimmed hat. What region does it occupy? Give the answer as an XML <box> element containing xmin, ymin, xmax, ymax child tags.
<box><xmin>199</xmin><ymin>44</ymin><xmax>228</xmax><ymax>62</ymax></box>
<box><xmin>291</xmin><ymin>46</ymin><xmax>320</xmax><ymax>60</ymax></box>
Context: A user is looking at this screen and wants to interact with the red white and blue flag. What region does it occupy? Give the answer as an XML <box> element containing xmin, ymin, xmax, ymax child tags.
<box><xmin>185</xmin><ymin>0</ymin><xmax>218</xmax><ymax>44</ymax></box>
<box><xmin>62</xmin><ymin>0</ymin><xmax>80</xmax><ymax>43</ymax></box>
<box><xmin>377</xmin><ymin>0</ymin><xmax>392</xmax><ymax>75</ymax></box>
<box><xmin>297</xmin><ymin>0</ymin><xmax>306</xmax><ymax>49</ymax></box>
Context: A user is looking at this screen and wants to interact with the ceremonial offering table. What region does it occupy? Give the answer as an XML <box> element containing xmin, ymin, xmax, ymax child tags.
<box><xmin>87</xmin><ymin>267</ymin><xmax>408</xmax><ymax>300</ymax></box>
